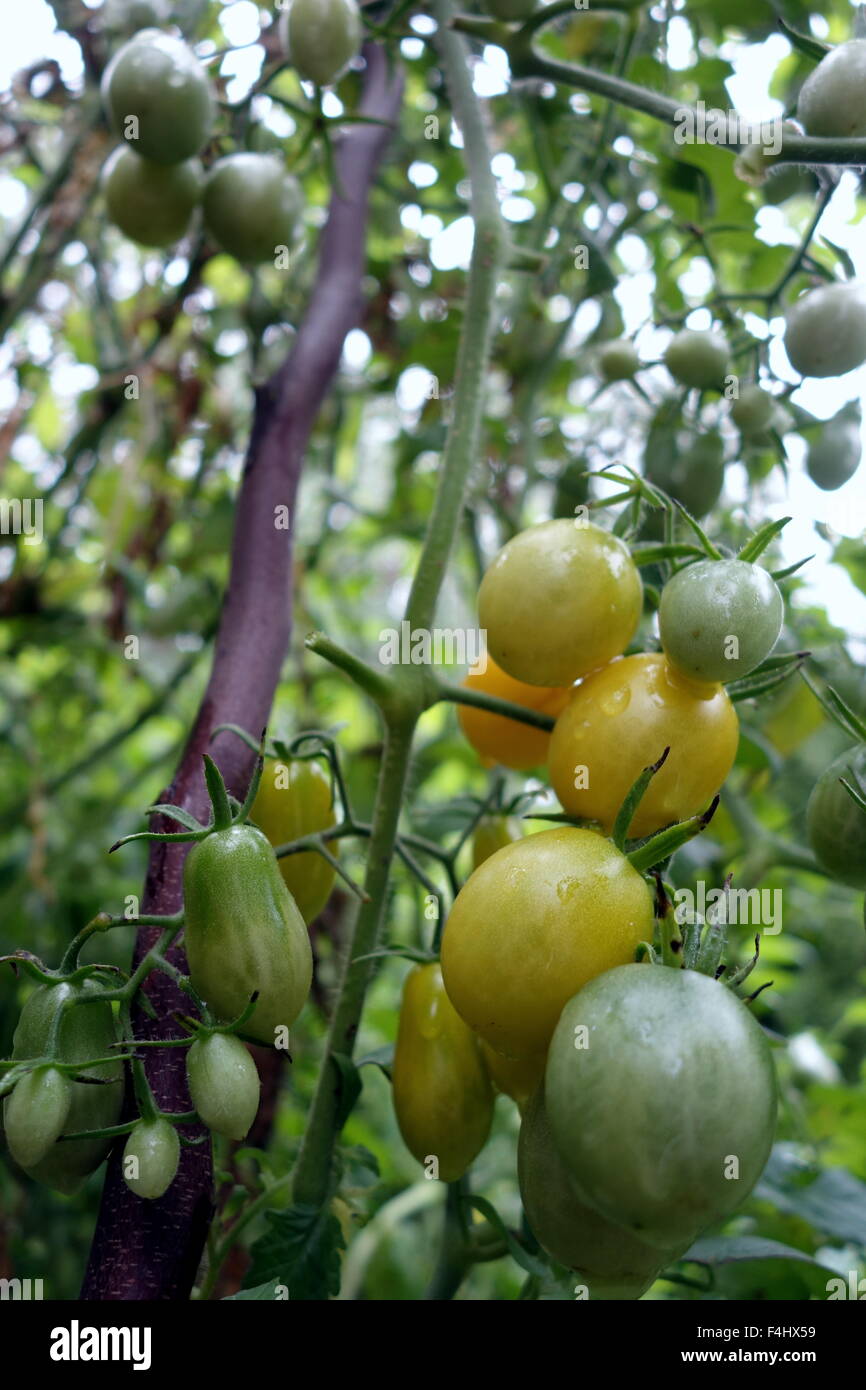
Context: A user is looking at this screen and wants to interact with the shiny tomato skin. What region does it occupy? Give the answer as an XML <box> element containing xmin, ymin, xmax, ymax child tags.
<box><xmin>391</xmin><ymin>963</ymin><xmax>494</xmax><ymax>1182</ymax></box>
<box><xmin>784</xmin><ymin>282</ymin><xmax>866</xmax><ymax>379</ymax></box>
<box><xmin>101</xmin><ymin>31</ymin><xmax>214</xmax><ymax>165</ymax></box>
<box><xmin>658</xmin><ymin>558</ymin><xmax>784</xmax><ymax>684</ymax></box>
<box><xmin>459</xmin><ymin>657</ymin><xmax>571</xmax><ymax>770</ymax></box>
<box><xmin>806</xmin><ymin>745</ymin><xmax>866</xmax><ymax>889</ymax></box>
<box><xmin>252</xmin><ymin>756</ymin><xmax>337</xmax><ymax>924</ymax></box>
<box><xmin>478</xmin><ymin>520</ymin><xmax>643</xmax><ymax>687</ymax></box>
<box><xmin>548</xmin><ymin>653</ymin><xmax>739</xmax><ymax>837</ymax></box>
<box><xmin>102</xmin><ymin>146</ymin><xmax>202</xmax><ymax>247</ymax></box>
<box><xmin>203</xmin><ymin>154</ymin><xmax>302</xmax><ymax>265</ymax></box>
<box><xmin>545</xmin><ymin>965</ymin><xmax>778</xmax><ymax>1250</ymax></box>
<box><xmin>122</xmin><ymin>1117</ymin><xmax>180</xmax><ymax>1200</ymax></box>
<box><xmin>480</xmin><ymin>1040</ymin><xmax>544</xmax><ymax>1110</ymax></box>
<box><xmin>440</xmin><ymin>827</ymin><xmax>653</xmax><ymax>1058</ymax></box>
<box><xmin>281</xmin><ymin>0</ymin><xmax>362</xmax><ymax>87</ymax></box>
<box><xmin>797</xmin><ymin>39</ymin><xmax>866</xmax><ymax>138</ymax></box>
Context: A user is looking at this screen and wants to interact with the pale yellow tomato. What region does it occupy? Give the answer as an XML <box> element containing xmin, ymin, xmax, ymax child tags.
<box><xmin>459</xmin><ymin>657</ymin><xmax>570</xmax><ymax>770</ymax></box>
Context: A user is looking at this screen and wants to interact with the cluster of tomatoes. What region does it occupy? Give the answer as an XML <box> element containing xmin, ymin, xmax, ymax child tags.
<box><xmin>99</xmin><ymin>0</ymin><xmax>362</xmax><ymax>256</ymax></box>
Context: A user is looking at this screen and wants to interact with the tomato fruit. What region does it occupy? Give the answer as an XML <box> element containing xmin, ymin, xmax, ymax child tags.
<box><xmin>663</xmin><ymin>329</ymin><xmax>730</xmax><ymax>391</ymax></box>
<box><xmin>806</xmin><ymin>745</ymin><xmax>866</xmax><ymax>889</ymax></box>
<box><xmin>101</xmin><ymin>32</ymin><xmax>214</xmax><ymax>165</ymax></box>
<box><xmin>598</xmin><ymin>340</ymin><xmax>640</xmax><ymax>382</ymax></box>
<box><xmin>102</xmin><ymin>146</ymin><xmax>202</xmax><ymax>247</ymax></box>
<box><xmin>441</xmin><ymin>827</ymin><xmax>653</xmax><ymax>1057</ymax></box>
<box><xmin>806</xmin><ymin>402</ymin><xmax>862</xmax><ymax>490</ymax></box>
<box><xmin>186</xmin><ymin>1033</ymin><xmax>261</xmax><ymax>1141</ymax></box>
<box><xmin>183</xmin><ymin>823</ymin><xmax>313</xmax><ymax>1045</ymax></box>
<box><xmin>519</xmin><ymin>1088</ymin><xmax>681</xmax><ymax>1297</ymax></box>
<box><xmin>548</xmin><ymin>653</ymin><xmax>739</xmax><ymax>837</ymax></box>
<box><xmin>252</xmin><ymin>756</ymin><xmax>337</xmax><ymax>923</ymax></box>
<box><xmin>658</xmin><ymin>559</ymin><xmax>784</xmax><ymax>684</ymax></box>
<box><xmin>784</xmin><ymin>282</ymin><xmax>866</xmax><ymax>379</ymax></box>
<box><xmin>4</xmin><ymin>1067</ymin><xmax>72</xmax><ymax>1170</ymax></box>
<box><xmin>471</xmin><ymin>814</ymin><xmax>523</xmax><ymax>871</ymax></box>
<box><xmin>479</xmin><ymin>1040</ymin><xmax>544</xmax><ymax>1110</ymax></box>
<box><xmin>391</xmin><ymin>963</ymin><xmax>494</xmax><ymax>1182</ymax></box>
<box><xmin>644</xmin><ymin>428</ymin><xmax>725</xmax><ymax>518</ymax></box>
<box><xmin>122</xmin><ymin>1117</ymin><xmax>180</xmax><ymax>1200</ymax></box>
<box><xmin>104</xmin><ymin>0</ymin><xmax>170</xmax><ymax>31</ymax></box>
<box><xmin>731</xmin><ymin>385</ymin><xmax>775</xmax><ymax>437</ymax></box>
<box><xmin>281</xmin><ymin>0</ymin><xmax>362</xmax><ymax>87</ymax></box>
<box><xmin>797</xmin><ymin>40</ymin><xmax>866</xmax><ymax>139</ymax></box>
<box><xmin>4</xmin><ymin>979</ymin><xmax>124</xmax><ymax>1193</ymax></box>
<box><xmin>458</xmin><ymin>657</ymin><xmax>570</xmax><ymax>770</ymax></box>
<box><xmin>545</xmin><ymin>965</ymin><xmax>778</xmax><ymax>1250</ymax></box>
<box><xmin>203</xmin><ymin>154</ymin><xmax>302</xmax><ymax>265</ymax></box>
<box><xmin>477</xmin><ymin>519</ymin><xmax>643</xmax><ymax>687</ymax></box>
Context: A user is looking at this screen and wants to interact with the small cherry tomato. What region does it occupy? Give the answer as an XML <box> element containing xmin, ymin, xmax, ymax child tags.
<box><xmin>458</xmin><ymin>657</ymin><xmax>571</xmax><ymax>770</ymax></box>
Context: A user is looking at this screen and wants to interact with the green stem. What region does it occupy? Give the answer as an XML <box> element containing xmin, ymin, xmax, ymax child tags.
<box><xmin>437</xmin><ymin>681</ymin><xmax>556</xmax><ymax>731</ymax></box>
<box><xmin>424</xmin><ymin>1182</ymin><xmax>471</xmax><ymax>1301</ymax></box>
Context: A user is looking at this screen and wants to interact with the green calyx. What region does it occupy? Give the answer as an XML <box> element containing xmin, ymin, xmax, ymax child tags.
<box><xmin>109</xmin><ymin>749</ymin><xmax>265</xmax><ymax>854</ymax></box>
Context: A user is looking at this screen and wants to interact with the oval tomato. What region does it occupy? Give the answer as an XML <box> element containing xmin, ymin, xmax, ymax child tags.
<box><xmin>440</xmin><ymin>827</ymin><xmax>653</xmax><ymax>1058</ymax></box>
<box><xmin>203</xmin><ymin>154</ymin><xmax>302</xmax><ymax>265</ymax></box>
<box><xmin>784</xmin><ymin>282</ymin><xmax>866</xmax><ymax>379</ymax></box>
<box><xmin>548</xmin><ymin>653</ymin><xmax>739</xmax><ymax>837</ymax></box>
<box><xmin>186</xmin><ymin>1032</ymin><xmax>261</xmax><ymax>1141</ymax></box>
<box><xmin>806</xmin><ymin>403</ymin><xmax>862</xmax><ymax>490</ymax></box>
<box><xmin>102</xmin><ymin>146</ymin><xmax>202</xmax><ymax>247</ymax></box>
<box><xmin>4</xmin><ymin>1067</ymin><xmax>72</xmax><ymax>1170</ymax></box>
<box><xmin>658</xmin><ymin>558</ymin><xmax>784</xmax><ymax>684</ymax></box>
<box><xmin>645</xmin><ymin>429</ymin><xmax>726</xmax><ymax>519</ymax></box>
<box><xmin>281</xmin><ymin>0</ymin><xmax>362</xmax><ymax>87</ymax></box>
<box><xmin>545</xmin><ymin>965</ymin><xmax>777</xmax><ymax>1249</ymax></box>
<box><xmin>797</xmin><ymin>39</ymin><xmax>866</xmax><ymax>138</ymax></box>
<box><xmin>519</xmin><ymin>1088</ymin><xmax>681</xmax><ymax>1296</ymax></box>
<box><xmin>478</xmin><ymin>520</ymin><xmax>643</xmax><ymax>687</ymax></box>
<box><xmin>122</xmin><ymin>1117</ymin><xmax>180</xmax><ymax>1200</ymax></box>
<box><xmin>458</xmin><ymin>657</ymin><xmax>570</xmax><ymax>770</ymax></box>
<box><xmin>101</xmin><ymin>31</ymin><xmax>214</xmax><ymax>165</ymax></box>
<box><xmin>806</xmin><ymin>745</ymin><xmax>866</xmax><ymax>889</ymax></box>
<box><xmin>471</xmin><ymin>814</ymin><xmax>523</xmax><ymax>871</ymax></box>
<box><xmin>391</xmin><ymin>963</ymin><xmax>494</xmax><ymax>1182</ymax></box>
<box><xmin>663</xmin><ymin>329</ymin><xmax>730</xmax><ymax>391</ymax></box>
<box><xmin>479</xmin><ymin>1040</ymin><xmax>544</xmax><ymax>1110</ymax></box>
<box><xmin>252</xmin><ymin>756</ymin><xmax>337</xmax><ymax>924</ymax></box>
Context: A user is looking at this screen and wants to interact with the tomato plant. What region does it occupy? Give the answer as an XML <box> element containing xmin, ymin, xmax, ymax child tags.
<box><xmin>101</xmin><ymin>31</ymin><xmax>214</xmax><ymax>165</ymax></box>
<box><xmin>252</xmin><ymin>756</ymin><xmax>337</xmax><ymax>924</ymax></box>
<box><xmin>797</xmin><ymin>39</ymin><xmax>866</xmax><ymax>138</ymax></box>
<box><xmin>187</xmin><ymin>1032</ymin><xmax>261</xmax><ymax>1142</ymax></box>
<box><xmin>281</xmin><ymin>0</ymin><xmax>363</xmax><ymax>88</ymax></box>
<box><xmin>806</xmin><ymin>745</ymin><xmax>866</xmax><ymax>889</ymax></box>
<box><xmin>102</xmin><ymin>146</ymin><xmax>203</xmax><ymax>248</ymax></box>
<box><xmin>477</xmin><ymin>519</ymin><xmax>643</xmax><ymax>687</ymax></box>
<box><xmin>458</xmin><ymin>657</ymin><xmax>570</xmax><ymax>769</ymax></box>
<box><xmin>784</xmin><ymin>281</ymin><xmax>866</xmax><ymax>378</ymax></box>
<box><xmin>663</xmin><ymin>329</ymin><xmax>730</xmax><ymax>390</ymax></box>
<box><xmin>548</xmin><ymin>653</ymin><xmax>739</xmax><ymax>836</ymax></box>
<box><xmin>545</xmin><ymin>965</ymin><xmax>778</xmax><ymax>1250</ymax></box>
<box><xmin>658</xmin><ymin>558</ymin><xmax>784</xmax><ymax>684</ymax></box>
<box><xmin>440</xmin><ymin>827</ymin><xmax>653</xmax><ymax>1057</ymax></box>
<box><xmin>202</xmin><ymin>155</ymin><xmax>303</xmax><ymax>265</ymax></box>
<box><xmin>644</xmin><ymin>429</ymin><xmax>725</xmax><ymax>518</ymax></box>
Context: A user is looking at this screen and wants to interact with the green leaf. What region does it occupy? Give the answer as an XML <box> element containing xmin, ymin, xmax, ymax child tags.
<box><xmin>331</xmin><ymin>1050</ymin><xmax>363</xmax><ymax>1131</ymax></box>
<box><xmin>244</xmin><ymin>1204</ymin><xmax>345</xmax><ymax>1301</ymax></box>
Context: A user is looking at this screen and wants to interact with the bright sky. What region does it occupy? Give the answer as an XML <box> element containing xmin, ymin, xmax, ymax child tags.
<box><xmin>3</xmin><ymin>0</ymin><xmax>865</xmax><ymax>643</ymax></box>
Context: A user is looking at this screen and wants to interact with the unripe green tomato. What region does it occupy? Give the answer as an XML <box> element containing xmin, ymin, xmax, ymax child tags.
<box><xmin>644</xmin><ymin>429</ymin><xmax>725</xmax><ymax>519</ymax></box>
<box><xmin>251</xmin><ymin>757</ymin><xmax>337</xmax><ymax>924</ymax></box>
<box><xmin>5</xmin><ymin>1067</ymin><xmax>72</xmax><ymax>1170</ymax></box>
<box><xmin>519</xmin><ymin>1088</ymin><xmax>679</xmax><ymax>1297</ymax></box>
<box><xmin>663</xmin><ymin>329</ymin><xmax>731</xmax><ymax>390</ymax></box>
<box><xmin>598</xmin><ymin>339</ymin><xmax>641</xmax><ymax>382</ymax></box>
<box><xmin>546</xmin><ymin>965</ymin><xmax>777</xmax><ymax>1250</ymax></box>
<box><xmin>478</xmin><ymin>519</ymin><xmax>643</xmax><ymax>687</ymax></box>
<box><xmin>797</xmin><ymin>39</ymin><xmax>866</xmax><ymax>138</ymax></box>
<box><xmin>784</xmin><ymin>282</ymin><xmax>866</xmax><ymax>378</ymax></box>
<box><xmin>482</xmin><ymin>0</ymin><xmax>537</xmax><ymax>18</ymax></box>
<box><xmin>102</xmin><ymin>146</ymin><xmax>202</xmax><ymax>247</ymax></box>
<box><xmin>103</xmin><ymin>0</ymin><xmax>171</xmax><ymax>31</ymax></box>
<box><xmin>730</xmin><ymin>384</ymin><xmax>775</xmax><ymax>437</ymax></box>
<box><xmin>806</xmin><ymin>745</ymin><xmax>866</xmax><ymax>889</ymax></box>
<box><xmin>203</xmin><ymin>154</ymin><xmax>303</xmax><ymax>265</ymax></box>
<box><xmin>806</xmin><ymin>411</ymin><xmax>862</xmax><ymax>490</ymax></box>
<box><xmin>101</xmin><ymin>31</ymin><xmax>214</xmax><ymax>165</ymax></box>
<box><xmin>187</xmin><ymin>1033</ymin><xmax>261</xmax><ymax>1141</ymax></box>
<box><xmin>122</xmin><ymin>1117</ymin><xmax>180</xmax><ymax>1200</ymax></box>
<box><xmin>281</xmin><ymin>0</ymin><xmax>362</xmax><ymax>87</ymax></box>
<box><xmin>471</xmin><ymin>814</ymin><xmax>523</xmax><ymax>871</ymax></box>
<box><xmin>658</xmin><ymin>558</ymin><xmax>784</xmax><ymax>684</ymax></box>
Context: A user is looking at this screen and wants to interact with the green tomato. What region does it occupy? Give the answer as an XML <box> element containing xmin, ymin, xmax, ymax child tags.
<box><xmin>663</xmin><ymin>329</ymin><xmax>730</xmax><ymax>391</ymax></box>
<box><xmin>731</xmin><ymin>385</ymin><xmax>775</xmax><ymax>437</ymax></box>
<box><xmin>102</xmin><ymin>146</ymin><xmax>202</xmax><ymax>247</ymax></box>
<box><xmin>478</xmin><ymin>519</ymin><xmax>643</xmax><ymax>687</ymax></box>
<box><xmin>471</xmin><ymin>814</ymin><xmax>523</xmax><ymax>871</ymax></box>
<box><xmin>203</xmin><ymin>154</ymin><xmax>303</xmax><ymax>265</ymax></box>
<box><xmin>784</xmin><ymin>282</ymin><xmax>866</xmax><ymax>379</ymax></box>
<box><xmin>658</xmin><ymin>558</ymin><xmax>784</xmax><ymax>684</ymax></box>
<box><xmin>101</xmin><ymin>31</ymin><xmax>214</xmax><ymax>165</ymax></box>
<box><xmin>797</xmin><ymin>39</ymin><xmax>866</xmax><ymax>138</ymax></box>
<box><xmin>519</xmin><ymin>1088</ymin><xmax>682</xmax><ymax>1297</ymax></box>
<box><xmin>103</xmin><ymin>0</ymin><xmax>171</xmax><ymax>31</ymax></box>
<box><xmin>806</xmin><ymin>745</ymin><xmax>866</xmax><ymax>889</ymax></box>
<box><xmin>281</xmin><ymin>0</ymin><xmax>363</xmax><ymax>87</ymax></box>
<box><xmin>545</xmin><ymin>965</ymin><xmax>777</xmax><ymax>1250</ymax></box>
<box><xmin>122</xmin><ymin>1117</ymin><xmax>180</xmax><ymax>1200</ymax></box>
<box><xmin>4</xmin><ymin>979</ymin><xmax>124</xmax><ymax>1194</ymax></box>
<box><xmin>483</xmin><ymin>0</ymin><xmax>537</xmax><ymax>16</ymax></box>
<box><xmin>186</xmin><ymin>1033</ymin><xmax>261</xmax><ymax>1141</ymax></box>
<box><xmin>806</xmin><ymin>403</ymin><xmax>862</xmax><ymax>491</ymax></box>
<box><xmin>598</xmin><ymin>340</ymin><xmax>641</xmax><ymax>382</ymax></box>
<box><xmin>644</xmin><ymin>428</ymin><xmax>725</xmax><ymax>519</ymax></box>
<box><xmin>183</xmin><ymin>823</ymin><xmax>313</xmax><ymax>1045</ymax></box>
<box><xmin>4</xmin><ymin>1067</ymin><xmax>72</xmax><ymax>1170</ymax></box>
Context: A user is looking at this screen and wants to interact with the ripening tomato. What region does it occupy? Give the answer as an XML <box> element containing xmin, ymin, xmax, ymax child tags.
<box><xmin>480</xmin><ymin>1040</ymin><xmax>544</xmax><ymax>1110</ymax></box>
<box><xmin>281</xmin><ymin>0</ymin><xmax>362</xmax><ymax>87</ymax></box>
<box><xmin>471</xmin><ymin>815</ymin><xmax>523</xmax><ymax>871</ymax></box>
<box><xmin>392</xmin><ymin>963</ymin><xmax>494</xmax><ymax>1182</ymax></box>
<box><xmin>101</xmin><ymin>31</ymin><xmax>214</xmax><ymax>165</ymax></box>
<box><xmin>458</xmin><ymin>658</ymin><xmax>571</xmax><ymax>770</ymax></box>
<box><xmin>203</xmin><ymin>154</ymin><xmax>303</xmax><ymax>265</ymax></box>
<box><xmin>440</xmin><ymin>828</ymin><xmax>653</xmax><ymax>1058</ymax></box>
<box><xmin>102</xmin><ymin>146</ymin><xmax>202</xmax><ymax>247</ymax></box>
<box><xmin>663</xmin><ymin>329</ymin><xmax>730</xmax><ymax>391</ymax></box>
<box><xmin>477</xmin><ymin>520</ymin><xmax>643</xmax><ymax>687</ymax></box>
<box><xmin>797</xmin><ymin>39</ymin><xmax>866</xmax><ymax>138</ymax></box>
<box><xmin>545</xmin><ymin>965</ymin><xmax>778</xmax><ymax>1250</ymax></box>
<box><xmin>658</xmin><ymin>559</ymin><xmax>784</xmax><ymax>684</ymax></box>
<box><xmin>519</xmin><ymin>1088</ymin><xmax>681</xmax><ymax>1297</ymax></box>
<box><xmin>548</xmin><ymin>653</ymin><xmax>739</xmax><ymax>837</ymax></box>
<box><xmin>806</xmin><ymin>745</ymin><xmax>866</xmax><ymax>889</ymax></box>
<box><xmin>784</xmin><ymin>282</ymin><xmax>866</xmax><ymax>379</ymax></box>
<box><xmin>252</xmin><ymin>756</ymin><xmax>337</xmax><ymax>924</ymax></box>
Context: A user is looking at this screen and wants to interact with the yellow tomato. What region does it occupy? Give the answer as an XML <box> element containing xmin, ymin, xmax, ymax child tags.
<box><xmin>392</xmin><ymin>963</ymin><xmax>494</xmax><ymax>1183</ymax></box>
<box><xmin>251</xmin><ymin>756</ymin><xmax>337</xmax><ymax>924</ymax></box>
<box><xmin>548</xmin><ymin>653</ymin><xmax>739</xmax><ymax>838</ymax></box>
<box><xmin>458</xmin><ymin>657</ymin><xmax>570</xmax><ymax>769</ymax></box>
<box><xmin>440</xmin><ymin>827</ymin><xmax>653</xmax><ymax>1058</ymax></box>
<box><xmin>479</xmin><ymin>1040</ymin><xmax>545</xmax><ymax>1110</ymax></box>
<box><xmin>471</xmin><ymin>815</ymin><xmax>523</xmax><ymax>871</ymax></box>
